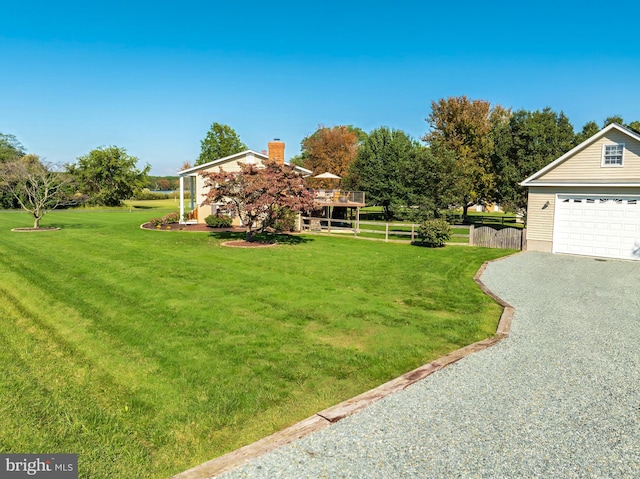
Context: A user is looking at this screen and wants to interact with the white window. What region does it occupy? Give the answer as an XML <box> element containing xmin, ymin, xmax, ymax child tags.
<box><xmin>602</xmin><ymin>143</ymin><xmax>624</xmax><ymax>166</ymax></box>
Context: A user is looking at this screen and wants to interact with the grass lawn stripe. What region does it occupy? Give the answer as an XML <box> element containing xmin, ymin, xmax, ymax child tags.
<box><xmin>0</xmin><ymin>209</ymin><xmax>513</xmax><ymax>478</ymax></box>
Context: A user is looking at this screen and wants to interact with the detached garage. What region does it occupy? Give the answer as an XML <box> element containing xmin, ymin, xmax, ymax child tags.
<box><xmin>522</xmin><ymin>123</ymin><xmax>640</xmax><ymax>261</ymax></box>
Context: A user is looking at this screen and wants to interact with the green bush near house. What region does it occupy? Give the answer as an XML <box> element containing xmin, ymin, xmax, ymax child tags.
<box><xmin>204</xmin><ymin>214</ymin><xmax>233</xmax><ymax>228</ymax></box>
<box><xmin>0</xmin><ymin>209</ymin><xmax>512</xmax><ymax>478</ymax></box>
<box><xmin>417</xmin><ymin>218</ymin><xmax>452</xmax><ymax>247</ymax></box>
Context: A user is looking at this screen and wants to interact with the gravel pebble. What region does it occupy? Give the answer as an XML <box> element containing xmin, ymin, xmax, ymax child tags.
<box><xmin>219</xmin><ymin>252</ymin><xmax>640</xmax><ymax>478</ymax></box>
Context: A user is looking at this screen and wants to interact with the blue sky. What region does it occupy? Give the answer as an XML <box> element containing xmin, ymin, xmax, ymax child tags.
<box><xmin>2</xmin><ymin>1</ymin><xmax>639</xmax><ymax>175</ymax></box>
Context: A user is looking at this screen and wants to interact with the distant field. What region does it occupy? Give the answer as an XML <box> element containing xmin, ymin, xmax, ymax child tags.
<box><xmin>0</xmin><ymin>209</ymin><xmax>512</xmax><ymax>478</ymax></box>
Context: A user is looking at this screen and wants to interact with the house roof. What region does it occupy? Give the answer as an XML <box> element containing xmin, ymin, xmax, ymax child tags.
<box><xmin>521</xmin><ymin>123</ymin><xmax>640</xmax><ymax>187</ymax></box>
<box><xmin>177</xmin><ymin>149</ymin><xmax>313</xmax><ymax>177</ymax></box>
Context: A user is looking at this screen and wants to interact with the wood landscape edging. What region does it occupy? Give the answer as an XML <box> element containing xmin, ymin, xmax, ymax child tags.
<box><xmin>171</xmin><ymin>254</ymin><xmax>519</xmax><ymax>479</ymax></box>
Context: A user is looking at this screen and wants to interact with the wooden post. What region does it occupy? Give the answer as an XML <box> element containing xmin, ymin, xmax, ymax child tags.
<box><xmin>385</xmin><ymin>223</ymin><xmax>389</xmax><ymax>242</ymax></box>
<box><xmin>411</xmin><ymin>224</ymin><xmax>415</xmax><ymax>242</ymax></box>
<box><xmin>356</xmin><ymin>207</ymin><xmax>360</xmax><ymax>236</ymax></box>
<box><xmin>469</xmin><ymin>224</ymin><xmax>475</xmax><ymax>246</ymax></box>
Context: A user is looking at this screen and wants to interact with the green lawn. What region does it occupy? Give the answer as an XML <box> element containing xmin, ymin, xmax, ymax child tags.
<box><xmin>0</xmin><ymin>209</ymin><xmax>513</xmax><ymax>478</ymax></box>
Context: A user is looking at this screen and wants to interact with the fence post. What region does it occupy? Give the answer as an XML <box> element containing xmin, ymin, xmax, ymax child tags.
<box><xmin>385</xmin><ymin>223</ymin><xmax>389</xmax><ymax>242</ymax></box>
<box><xmin>411</xmin><ymin>224</ymin><xmax>415</xmax><ymax>242</ymax></box>
<box><xmin>469</xmin><ymin>224</ymin><xmax>475</xmax><ymax>246</ymax></box>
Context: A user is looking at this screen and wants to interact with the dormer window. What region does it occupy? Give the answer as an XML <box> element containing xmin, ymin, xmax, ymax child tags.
<box><xmin>602</xmin><ymin>143</ymin><xmax>624</xmax><ymax>166</ymax></box>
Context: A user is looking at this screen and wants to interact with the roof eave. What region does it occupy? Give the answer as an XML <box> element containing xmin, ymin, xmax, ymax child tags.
<box><xmin>522</xmin><ymin>181</ymin><xmax>640</xmax><ymax>187</ymax></box>
<box><xmin>522</xmin><ymin>123</ymin><xmax>640</xmax><ymax>184</ymax></box>
<box><xmin>177</xmin><ymin>150</ymin><xmax>267</xmax><ymax>175</ymax></box>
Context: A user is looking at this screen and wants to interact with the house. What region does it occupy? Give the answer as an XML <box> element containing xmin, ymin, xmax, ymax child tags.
<box><xmin>521</xmin><ymin>123</ymin><xmax>640</xmax><ymax>260</ymax></box>
<box><xmin>177</xmin><ymin>140</ymin><xmax>312</xmax><ymax>225</ymax></box>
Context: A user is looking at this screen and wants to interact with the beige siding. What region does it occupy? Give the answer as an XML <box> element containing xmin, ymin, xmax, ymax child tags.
<box><xmin>540</xmin><ymin>131</ymin><xmax>640</xmax><ymax>181</ymax></box>
<box><xmin>192</xmin><ymin>154</ymin><xmax>266</xmax><ymax>224</ymax></box>
<box><xmin>526</xmin><ymin>188</ymin><xmax>556</xmax><ymax>242</ymax></box>
<box><xmin>526</xmin><ymin>186</ymin><xmax>640</xmax><ymax>251</ymax></box>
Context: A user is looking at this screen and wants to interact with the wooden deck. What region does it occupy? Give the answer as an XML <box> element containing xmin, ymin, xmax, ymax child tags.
<box><xmin>312</xmin><ymin>189</ymin><xmax>365</xmax><ymax>207</ymax></box>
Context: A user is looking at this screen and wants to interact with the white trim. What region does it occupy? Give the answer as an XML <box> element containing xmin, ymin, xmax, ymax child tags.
<box><xmin>177</xmin><ymin>150</ymin><xmax>267</xmax><ymax>175</ymax></box>
<box><xmin>601</xmin><ymin>143</ymin><xmax>624</xmax><ymax>167</ymax></box>
<box><xmin>521</xmin><ymin>123</ymin><xmax>640</xmax><ymax>186</ymax></box>
<box><xmin>525</xmin><ymin>182</ymin><xmax>640</xmax><ymax>187</ymax></box>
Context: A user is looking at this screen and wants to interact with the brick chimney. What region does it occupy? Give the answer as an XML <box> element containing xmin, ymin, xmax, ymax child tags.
<box><xmin>268</xmin><ymin>139</ymin><xmax>285</xmax><ymax>165</ymax></box>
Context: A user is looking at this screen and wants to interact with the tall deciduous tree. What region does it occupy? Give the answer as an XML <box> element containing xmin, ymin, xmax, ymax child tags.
<box><xmin>299</xmin><ymin>125</ymin><xmax>361</xmax><ymax>186</ymax></box>
<box><xmin>200</xmin><ymin>161</ymin><xmax>314</xmax><ymax>242</ymax></box>
<box><xmin>0</xmin><ymin>133</ymin><xmax>28</xmax><ymax>208</ymax></box>
<box><xmin>350</xmin><ymin>127</ymin><xmax>447</xmax><ymax>220</ymax></box>
<box><xmin>0</xmin><ymin>133</ymin><xmax>26</xmax><ymax>163</ymax></box>
<box><xmin>68</xmin><ymin>146</ymin><xmax>150</xmax><ymax>207</ymax></box>
<box><xmin>575</xmin><ymin>121</ymin><xmax>600</xmax><ymax>144</ymax></box>
<box><xmin>493</xmin><ymin>108</ymin><xmax>575</xmax><ymax>215</ymax></box>
<box><xmin>423</xmin><ymin>96</ymin><xmax>509</xmax><ymax>217</ymax></box>
<box><xmin>0</xmin><ymin>155</ymin><xmax>76</xmax><ymax>228</ymax></box>
<box><xmin>197</xmin><ymin>122</ymin><xmax>247</xmax><ymax>166</ymax></box>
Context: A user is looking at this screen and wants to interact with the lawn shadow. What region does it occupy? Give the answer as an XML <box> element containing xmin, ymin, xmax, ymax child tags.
<box><xmin>206</xmin><ymin>231</ymin><xmax>312</xmax><ymax>245</ymax></box>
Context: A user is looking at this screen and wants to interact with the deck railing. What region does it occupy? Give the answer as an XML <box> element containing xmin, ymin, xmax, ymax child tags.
<box><xmin>312</xmin><ymin>190</ymin><xmax>365</xmax><ymax>204</ymax></box>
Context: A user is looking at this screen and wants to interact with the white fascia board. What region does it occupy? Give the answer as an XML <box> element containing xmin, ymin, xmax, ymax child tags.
<box><xmin>524</xmin><ymin>181</ymin><xmax>640</xmax><ymax>187</ymax></box>
<box><xmin>521</xmin><ymin>123</ymin><xmax>640</xmax><ymax>186</ymax></box>
<box><xmin>177</xmin><ymin>150</ymin><xmax>267</xmax><ymax>176</ymax></box>
<box><xmin>291</xmin><ymin>165</ymin><xmax>313</xmax><ymax>175</ymax></box>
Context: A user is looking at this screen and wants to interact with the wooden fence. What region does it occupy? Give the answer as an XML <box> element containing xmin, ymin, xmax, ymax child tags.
<box><xmin>301</xmin><ymin>217</ymin><xmax>526</xmax><ymax>250</ymax></box>
<box><xmin>470</xmin><ymin>225</ymin><xmax>526</xmax><ymax>250</ymax></box>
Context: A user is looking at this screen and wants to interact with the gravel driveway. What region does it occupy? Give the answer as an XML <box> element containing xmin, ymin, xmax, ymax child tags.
<box><xmin>219</xmin><ymin>252</ymin><xmax>640</xmax><ymax>478</ymax></box>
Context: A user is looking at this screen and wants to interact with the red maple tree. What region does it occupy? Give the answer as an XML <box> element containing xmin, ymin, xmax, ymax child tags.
<box><xmin>200</xmin><ymin>161</ymin><xmax>314</xmax><ymax>242</ymax></box>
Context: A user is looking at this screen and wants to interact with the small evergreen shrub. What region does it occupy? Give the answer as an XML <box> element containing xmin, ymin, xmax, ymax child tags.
<box><xmin>161</xmin><ymin>211</ymin><xmax>180</xmax><ymax>224</ymax></box>
<box><xmin>417</xmin><ymin>219</ymin><xmax>451</xmax><ymax>247</ymax></box>
<box><xmin>272</xmin><ymin>208</ymin><xmax>297</xmax><ymax>232</ymax></box>
<box><xmin>205</xmin><ymin>215</ymin><xmax>233</xmax><ymax>228</ymax></box>
<box><xmin>148</xmin><ymin>211</ymin><xmax>180</xmax><ymax>228</ymax></box>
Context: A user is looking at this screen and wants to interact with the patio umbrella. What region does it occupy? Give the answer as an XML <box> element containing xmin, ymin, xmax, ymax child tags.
<box><xmin>313</xmin><ymin>172</ymin><xmax>341</xmax><ymax>179</ymax></box>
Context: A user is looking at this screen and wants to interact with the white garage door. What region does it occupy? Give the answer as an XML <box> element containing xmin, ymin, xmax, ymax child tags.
<box><xmin>553</xmin><ymin>195</ymin><xmax>640</xmax><ymax>260</ymax></box>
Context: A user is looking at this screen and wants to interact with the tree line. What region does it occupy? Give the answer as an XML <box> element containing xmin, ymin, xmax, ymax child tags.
<box><xmin>0</xmin><ymin>138</ymin><xmax>149</xmax><ymax>227</ymax></box>
<box><xmin>291</xmin><ymin>98</ymin><xmax>639</xmax><ymax>221</ymax></box>
<box><xmin>2</xmin><ymin>97</ymin><xmax>638</xmax><ymax>227</ymax></box>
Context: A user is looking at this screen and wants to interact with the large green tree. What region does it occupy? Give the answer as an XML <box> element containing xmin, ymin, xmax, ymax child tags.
<box><xmin>0</xmin><ymin>133</ymin><xmax>27</xmax><ymax>208</ymax></box>
<box><xmin>197</xmin><ymin>122</ymin><xmax>247</xmax><ymax>166</ymax></box>
<box><xmin>423</xmin><ymin>96</ymin><xmax>510</xmax><ymax>218</ymax></box>
<box><xmin>493</xmin><ymin>108</ymin><xmax>575</xmax><ymax>215</ymax></box>
<box><xmin>350</xmin><ymin>127</ymin><xmax>448</xmax><ymax>220</ymax></box>
<box><xmin>0</xmin><ymin>133</ymin><xmax>26</xmax><ymax>163</ymax></box>
<box><xmin>68</xmin><ymin>146</ymin><xmax>150</xmax><ymax>207</ymax></box>
<box><xmin>575</xmin><ymin>121</ymin><xmax>600</xmax><ymax>144</ymax></box>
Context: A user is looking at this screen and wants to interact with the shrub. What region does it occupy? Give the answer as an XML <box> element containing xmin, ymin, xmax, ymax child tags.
<box><xmin>441</xmin><ymin>210</ymin><xmax>462</xmax><ymax>225</ymax></box>
<box><xmin>161</xmin><ymin>211</ymin><xmax>180</xmax><ymax>224</ymax></box>
<box><xmin>271</xmin><ymin>207</ymin><xmax>297</xmax><ymax>232</ymax></box>
<box><xmin>417</xmin><ymin>219</ymin><xmax>451</xmax><ymax>247</ymax></box>
<box><xmin>149</xmin><ymin>211</ymin><xmax>179</xmax><ymax>228</ymax></box>
<box><xmin>205</xmin><ymin>214</ymin><xmax>232</xmax><ymax>228</ymax></box>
